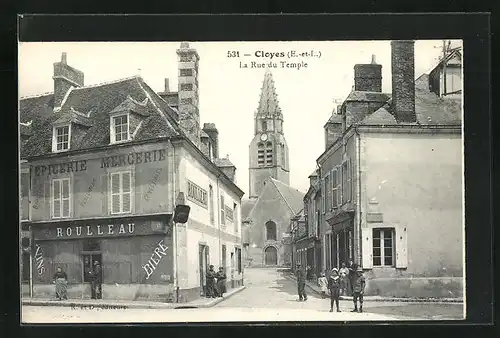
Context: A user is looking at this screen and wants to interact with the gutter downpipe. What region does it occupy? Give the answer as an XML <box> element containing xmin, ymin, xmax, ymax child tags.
<box><xmin>216</xmin><ymin>173</ymin><xmax>221</xmax><ymax>269</ymax></box>
<box><xmin>170</xmin><ymin>140</ymin><xmax>180</xmax><ymax>303</ymax></box>
<box><xmin>354</xmin><ymin>127</ymin><xmax>363</xmax><ymax>267</ymax></box>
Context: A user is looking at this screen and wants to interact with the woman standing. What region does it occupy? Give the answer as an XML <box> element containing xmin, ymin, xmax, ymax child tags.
<box><xmin>53</xmin><ymin>267</ymin><xmax>68</xmax><ymax>300</ymax></box>
<box><xmin>216</xmin><ymin>267</ymin><xmax>227</xmax><ymax>297</ymax></box>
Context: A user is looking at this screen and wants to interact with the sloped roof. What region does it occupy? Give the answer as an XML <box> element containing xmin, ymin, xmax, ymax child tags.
<box><xmin>361</xmin><ymin>107</ymin><xmax>397</xmax><ymax>125</ymax></box>
<box><xmin>308</xmin><ymin>169</ymin><xmax>318</xmax><ymax>177</ymax></box>
<box><xmin>325</xmin><ymin>112</ymin><xmax>342</xmax><ymax>125</ymax></box>
<box><xmin>20</xmin><ymin>76</ymin><xmax>182</xmax><ymax>158</ymax></box>
<box><xmin>241</xmin><ymin>198</ymin><xmax>257</xmax><ymax>221</ymax></box>
<box><xmin>345</xmin><ymin>91</ymin><xmax>391</xmax><ymax>103</ymax></box>
<box><xmin>214</xmin><ymin>157</ymin><xmax>235</xmax><ymax>168</ymax></box>
<box><xmin>53</xmin><ymin>108</ymin><xmax>93</xmax><ymax>127</ymax></box>
<box><xmin>270</xmin><ymin>178</ymin><xmax>306</xmax><ymax>215</ymax></box>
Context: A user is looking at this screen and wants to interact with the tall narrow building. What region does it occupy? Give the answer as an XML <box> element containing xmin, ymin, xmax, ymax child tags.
<box><xmin>248</xmin><ymin>70</ymin><xmax>290</xmax><ymax>199</ymax></box>
<box><xmin>242</xmin><ymin>70</ymin><xmax>304</xmax><ymax>268</ymax></box>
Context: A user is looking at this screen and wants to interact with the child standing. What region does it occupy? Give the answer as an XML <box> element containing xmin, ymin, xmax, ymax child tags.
<box><xmin>317</xmin><ymin>272</ymin><xmax>328</xmax><ymax>299</ymax></box>
<box><xmin>339</xmin><ymin>262</ymin><xmax>350</xmax><ymax>296</ymax></box>
<box><xmin>351</xmin><ymin>267</ymin><xmax>366</xmax><ymax>313</ymax></box>
<box><xmin>328</xmin><ymin>268</ymin><xmax>341</xmax><ymax>312</ymax></box>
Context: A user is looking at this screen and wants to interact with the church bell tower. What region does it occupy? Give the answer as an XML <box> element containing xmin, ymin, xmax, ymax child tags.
<box><xmin>248</xmin><ymin>70</ymin><xmax>290</xmax><ymax>199</ymax></box>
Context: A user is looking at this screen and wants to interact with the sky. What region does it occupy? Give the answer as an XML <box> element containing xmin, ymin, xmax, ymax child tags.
<box><xmin>18</xmin><ymin>40</ymin><xmax>462</xmax><ymax>194</ymax></box>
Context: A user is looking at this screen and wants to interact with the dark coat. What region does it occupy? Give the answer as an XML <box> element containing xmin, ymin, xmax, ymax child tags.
<box><xmin>296</xmin><ymin>268</ymin><xmax>306</xmax><ymax>283</ymax></box>
<box><xmin>328</xmin><ymin>276</ymin><xmax>341</xmax><ymax>291</ymax></box>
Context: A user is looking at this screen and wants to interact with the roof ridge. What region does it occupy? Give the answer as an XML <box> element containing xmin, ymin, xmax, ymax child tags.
<box><xmin>270</xmin><ymin>178</ymin><xmax>295</xmax><ymax>215</ymax></box>
<box><xmin>19</xmin><ymin>92</ymin><xmax>53</xmax><ymax>100</ymax></box>
<box><xmin>72</xmin><ymin>75</ymin><xmax>141</xmax><ymax>91</ymax></box>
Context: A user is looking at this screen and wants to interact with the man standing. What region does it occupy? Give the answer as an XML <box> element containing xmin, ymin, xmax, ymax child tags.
<box><xmin>90</xmin><ymin>261</ymin><xmax>102</xmax><ymax>299</ymax></box>
<box><xmin>206</xmin><ymin>265</ymin><xmax>217</xmax><ymax>298</ymax></box>
<box><xmin>351</xmin><ymin>267</ymin><xmax>366</xmax><ymax>313</ymax></box>
<box><xmin>296</xmin><ymin>263</ymin><xmax>307</xmax><ymax>301</ymax></box>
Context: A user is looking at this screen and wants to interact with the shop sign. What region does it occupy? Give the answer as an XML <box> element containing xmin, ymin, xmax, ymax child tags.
<box><xmin>32</xmin><ymin>220</ymin><xmax>169</xmax><ymax>241</ymax></box>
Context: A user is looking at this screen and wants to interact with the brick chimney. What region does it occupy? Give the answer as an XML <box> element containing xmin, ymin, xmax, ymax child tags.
<box><xmin>53</xmin><ymin>52</ymin><xmax>84</xmax><ymax>109</ymax></box>
<box><xmin>202</xmin><ymin>123</ymin><xmax>219</xmax><ymax>159</ymax></box>
<box><xmin>354</xmin><ymin>54</ymin><xmax>382</xmax><ymax>92</ymax></box>
<box><xmin>164</xmin><ymin>78</ymin><xmax>170</xmax><ymax>92</ymax></box>
<box><xmin>391</xmin><ymin>41</ymin><xmax>416</xmax><ymax>123</ymax></box>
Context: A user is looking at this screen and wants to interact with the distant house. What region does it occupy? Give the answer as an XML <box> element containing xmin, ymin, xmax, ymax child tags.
<box><xmin>428</xmin><ymin>46</ymin><xmax>462</xmax><ymax>97</ymax></box>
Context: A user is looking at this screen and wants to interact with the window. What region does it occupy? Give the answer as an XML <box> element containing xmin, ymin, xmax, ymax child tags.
<box><xmin>233</xmin><ymin>203</ymin><xmax>238</xmax><ymax>233</ymax></box>
<box><xmin>265</xmin><ymin>142</ymin><xmax>273</xmax><ymax>166</ymax></box>
<box><xmin>257</xmin><ymin>143</ymin><xmax>265</xmax><ymax>166</ymax></box>
<box><xmin>373</xmin><ymin>228</ymin><xmax>395</xmax><ymax>267</ymax></box>
<box><xmin>331</xmin><ymin>169</ymin><xmax>338</xmax><ymax>208</ymax></box>
<box><xmin>110</xmin><ymin>171</ymin><xmax>132</xmax><ymax>214</ymax></box>
<box><xmin>262</xmin><ymin>120</ymin><xmax>267</xmax><ymax>131</ymax></box>
<box><xmin>53</xmin><ymin>125</ymin><xmax>70</xmax><ymax>152</ymax></box>
<box><xmin>180</xmin><ymin>68</ymin><xmax>193</xmax><ymax>77</ymax></box>
<box><xmin>111</xmin><ymin>115</ymin><xmax>129</xmax><ymax>143</ymax></box>
<box><xmin>179</xmin><ymin>55</ymin><xmax>192</xmax><ymax>62</ymax></box>
<box><xmin>180</xmin><ymin>98</ymin><xmax>193</xmax><ymax>104</ymax></box>
<box><xmin>187</xmin><ymin>180</ymin><xmax>208</xmax><ymax>208</ymax></box>
<box><xmin>281</xmin><ymin>144</ymin><xmax>286</xmax><ymax>167</ymax></box>
<box><xmin>209</xmin><ymin>185</ymin><xmax>214</xmax><ymax>225</ymax></box>
<box><xmin>220</xmin><ymin>194</ymin><xmax>225</xmax><ymax>225</ymax></box>
<box><xmin>341</xmin><ymin>161</ymin><xmax>348</xmax><ymax>204</ymax></box>
<box><xmin>316</xmin><ymin>210</ymin><xmax>320</xmax><ymax>237</ymax></box>
<box><xmin>266</xmin><ymin>221</ymin><xmax>277</xmax><ymax>241</ymax></box>
<box><xmin>180</xmin><ymin>83</ymin><xmax>193</xmax><ymax>91</ymax></box>
<box><xmin>52</xmin><ymin>178</ymin><xmax>70</xmax><ymax>218</ymax></box>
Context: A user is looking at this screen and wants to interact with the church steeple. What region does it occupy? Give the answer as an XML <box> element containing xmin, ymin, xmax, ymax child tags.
<box><xmin>254</xmin><ymin>70</ymin><xmax>284</xmax><ymax>136</ymax></box>
<box><xmin>248</xmin><ymin>70</ymin><xmax>290</xmax><ymax>199</ymax></box>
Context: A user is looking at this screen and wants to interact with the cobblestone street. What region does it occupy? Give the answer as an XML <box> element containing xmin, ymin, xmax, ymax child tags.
<box><xmin>22</xmin><ymin>268</ymin><xmax>464</xmax><ymax>323</ymax></box>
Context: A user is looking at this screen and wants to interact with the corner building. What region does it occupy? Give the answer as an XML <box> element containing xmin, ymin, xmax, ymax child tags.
<box><xmin>20</xmin><ymin>43</ymin><xmax>244</xmax><ymax>302</ymax></box>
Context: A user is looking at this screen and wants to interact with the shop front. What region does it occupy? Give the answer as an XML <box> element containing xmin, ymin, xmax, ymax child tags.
<box><xmin>30</xmin><ymin>214</ymin><xmax>175</xmax><ymax>301</ymax></box>
<box><xmin>327</xmin><ymin>212</ymin><xmax>355</xmax><ymax>268</ymax></box>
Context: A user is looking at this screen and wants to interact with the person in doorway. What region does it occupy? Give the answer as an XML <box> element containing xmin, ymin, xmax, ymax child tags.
<box><xmin>351</xmin><ymin>267</ymin><xmax>366</xmax><ymax>313</ymax></box>
<box><xmin>339</xmin><ymin>262</ymin><xmax>350</xmax><ymax>296</ymax></box>
<box><xmin>53</xmin><ymin>267</ymin><xmax>68</xmax><ymax>300</ymax></box>
<box><xmin>347</xmin><ymin>259</ymin><xmax>358</xmax><ymax>296</ymax></box>
<box><xmin>206</xmin><ymin>265</ymin><xmax>217</xmax><ymax>298</ymax></box>
<box><xmin>295</xmin><ymin>263</ymin><xmax>307</xmax><ymax>301</ymax></box>
<box><xmin>216</xmin><ymin>267</ymin><xmax>227</xmax><ymax>297</ymax></box>
<box><xmin>328</xmin><ymin>268</ymin><xmax>341</xmax><ymax>312</ymax></box>
<box><xmin>90</xmin><ymin>261</ymin><xmax>102</xmax><ymax>299</ymax></box>
<box><xmin>317</xmin><ymin>272</ymin><xmax>328</xmax><ymax>299</ymax></box>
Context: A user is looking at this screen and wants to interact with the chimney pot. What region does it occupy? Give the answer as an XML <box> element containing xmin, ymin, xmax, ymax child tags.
<box><xmin>61</xmin><ymin>52</ymin><xmax>67</xmax><ymax>64</ymax></box>
<box><xmin>164</xmin><ymin>78</ymin><xmax>170</xmax><ymax>92</ymax></box>
<box><xmin>371</xmin><ymin>54</ymin><xmax>377</xmax><ymax>64</ymax></box>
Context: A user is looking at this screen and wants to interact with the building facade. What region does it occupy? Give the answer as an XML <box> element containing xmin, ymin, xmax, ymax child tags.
<box><xmin>308</xmin><ymin>40</ymin><xmax>463</xmax><ymax>298</ymax></box>
<box><xmin>242</xmin><ymin>71</ymin><xmax>304</xmax><ymax>267</ymax></box>
<box><xmin>19</xmin><ymin>43</ymin><xmax>244</xmax><ymax>302</ymax></box>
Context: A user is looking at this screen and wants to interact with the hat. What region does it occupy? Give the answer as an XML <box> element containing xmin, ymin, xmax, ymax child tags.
<box><xmin>331</xmin><ymin>268</ymin><xmax>339</xmax><ymax>272</ymax></box>
<box><xmin>94</xmin><ymin>261</ymin><xmax>99</xmax><ymax>265</ymax></box>
<box><xmin>357</xmin><ymin>267</ymin><xmax>363</xmax><ymax>272</ymax></box>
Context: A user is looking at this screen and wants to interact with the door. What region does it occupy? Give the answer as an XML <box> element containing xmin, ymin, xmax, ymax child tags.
<box><xmin>230</xmin><ymin>252</ymin><xmax>235</xmax><ymax>288</ymax></box>
<box><xmin>82</xmin><ymin>253</ymin><xmax>102</xmax><ymax>283</ymax></box>
<box><xmin>264</xmin><ymin>246</ymin><xmax>278</xmax><ymax>265</ymax></box>
<box><xmin>221</xmin><ymin>245</ymin><xmax>227</xmax><ymax>271</ymax></box>
<box><xmin>199</xmin><ymin>244</ymin><xmax>206</xmax><ymax>296</ymax></box>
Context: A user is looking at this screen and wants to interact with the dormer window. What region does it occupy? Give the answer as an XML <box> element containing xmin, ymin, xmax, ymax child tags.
<box><xmin>111</xmin><ymin>114</ymin><xmax>130</xmax><ymax>144</ymax></box>
<box><xmin>52</xmin><ymin>125</ymin><xmax>71</xmax><ymax>152</ymax></box>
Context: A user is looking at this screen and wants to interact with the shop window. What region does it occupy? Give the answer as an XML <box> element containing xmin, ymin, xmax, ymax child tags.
<box><xmin>110</xmin><ymin>171</ymin><xmax>132</xmax><ymax>214</ymax></box>
<box><xmin>52</xmin><ymin>178</ymin><xmax>71</xmax><ymax>219</ymax></box>
<box><xmin>266</xmin><ymin>221</ymin><xmax>277</xmax><ymax>241</ymax></box>
<box><xmin>373</xmin><ymin>228</ymin><xmax>395</xmax><ymax>267</ymax></box>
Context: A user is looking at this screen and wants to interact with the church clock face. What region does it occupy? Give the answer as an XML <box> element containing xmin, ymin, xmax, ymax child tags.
<box><xmin>260</xmin><ymin>133</ymin><xmax>268</xmax><ymax>142</ymax></box>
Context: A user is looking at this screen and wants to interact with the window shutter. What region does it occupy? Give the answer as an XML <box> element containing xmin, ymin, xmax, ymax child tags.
<box><xmin>395</xmin><ymin>226</ymin><xmax>408</xmax><ymax>268</ymax></box>
<box><xmin>111</xmin><ymin>173</ymin><xmax>120</xmax><ymax>214</ymax></box>
<box><xmin>322</xmin><ymin>178</ymin><xmax>326</xmax><ymax>213</ymax></box>
<box><xmin>361</xmin><ymin>227</ymin><xmax>373</xmax><ymax>269</ymax></box>
<box><xmin>62</xmin><ymin>179</ymin><xmax>70</xmax><ymax>217</ymax></box>
<box><xmin>53</xmin><ymin>180</ymin><xmax>61</xmax><ymax>218</ymax></box>
<box><xmin>122</xmin><ymin>172</ymin><xmax>132</xmax><ymax>213</ymax></box>
<box><xmin>101</xmin><ymin>174</ymin><xmax>108</xmax><ymax>215</ymax></box>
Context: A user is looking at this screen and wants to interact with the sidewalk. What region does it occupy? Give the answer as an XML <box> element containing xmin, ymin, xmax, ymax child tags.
<box><xmin>283</xmin><ymin>274</ymin><xmax>463</xmax><ymax>304</ymax></box>
<box><xmin>22</xmin><ymin>285</ymin><xmax>246</xmax><ymax>309</ymax></box>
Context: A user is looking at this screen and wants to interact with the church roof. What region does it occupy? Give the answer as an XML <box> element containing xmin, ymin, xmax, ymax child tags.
<box><xmin>256</xmin><ymin>70</ymin><xmax>283</xmax><ymax>119</ymax></box>
<box><xmin>241</xmin><ymin>198</ymin><xmax>257</xmax><ymax>222</ymax></box>
<box><xmin>269</xmin><ymin>178</ymin><xmax>305</xmax><ymax>215</ymax></box>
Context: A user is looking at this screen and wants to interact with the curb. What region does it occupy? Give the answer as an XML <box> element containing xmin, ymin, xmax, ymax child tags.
<box><xmin>22</xmin><ymin>286</ymin><xmax>246</xmax><ymax>310</ymax></box>
<box><xmin>283</xmin><ymin>274</ymin><xmax>463</xmax><ymax>304</ymax></box>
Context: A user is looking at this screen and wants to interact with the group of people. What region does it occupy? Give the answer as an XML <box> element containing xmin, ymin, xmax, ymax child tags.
<box><xmin>205</xmin><ymin>265</ymin><xmax>227</xmax><ymax>298</ymax></box>
<box><xmin>296</xmin><ymin>260</ymin><xmax>366</xmax><ymax>313</ymax></box>
<box><xmin>52</xmin><ymin>261</ymin><xmax>103</xmax><ymax>300</ymax></box>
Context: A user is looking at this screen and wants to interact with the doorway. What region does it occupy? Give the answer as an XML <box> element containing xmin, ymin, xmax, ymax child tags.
<box><xmin>199</xmin><ymin>244</ymin><xmax>209</xmax><ymax>296</ymax></box>
<box><xmin>221</xmin><ymin>244</ymin><xmax>227</xmax><ymax>271</ymax></box>
<box><xmin>82</xmin><ymin>253</ymin><xmax>102</xmax><ymax>283</ymax></box>
<box><xmin>230</xmin><ymin>251</ymin><xmax>235</xmax><ymax>288</ymax></box>
<box><xmin>264</xmin><ymin>246</ymin><xmax>278</xmax><ymax>266</ymax></box>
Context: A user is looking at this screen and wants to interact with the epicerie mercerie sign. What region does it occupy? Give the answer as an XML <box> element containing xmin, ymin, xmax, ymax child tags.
<box><xmin>33</xmin><ymin>220</ymin><xmax>166</xmax><ymax>241</ymax></box>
